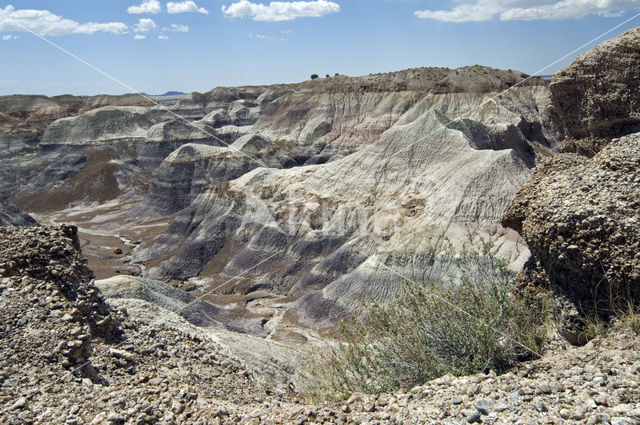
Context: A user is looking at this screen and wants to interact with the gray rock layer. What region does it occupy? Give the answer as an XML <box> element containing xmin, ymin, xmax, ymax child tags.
<box><xmin>0</xmin><ymin>197</ymin><xmax>38</xmax><ymax>227</ymax></box>
<box><xmin>140</xmin><ymin>84</ymin><xmax>554</xmax><ymax>324</ymax></box>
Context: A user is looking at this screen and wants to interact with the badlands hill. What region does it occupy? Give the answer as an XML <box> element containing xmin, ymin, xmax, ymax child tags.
<box><xmin>0</xmin><ymin>64</ymin><xmax>556</xmax><ymax>335</ymax></box>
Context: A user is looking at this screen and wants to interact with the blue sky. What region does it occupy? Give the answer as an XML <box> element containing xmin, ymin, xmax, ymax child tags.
<box><xmin>0</xmin><ymin>0</ymin><xmax>639</xmax><ymax>96</ymax></box>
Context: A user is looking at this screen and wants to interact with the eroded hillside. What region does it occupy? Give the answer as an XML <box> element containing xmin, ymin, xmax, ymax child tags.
<box><xmin>0</xmin><ymin>65</ymin><xmax>561</xmax><ymax>338</ymax></box>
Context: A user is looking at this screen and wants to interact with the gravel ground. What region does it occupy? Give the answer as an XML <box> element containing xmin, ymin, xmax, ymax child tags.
<box><xmin>1</xmin><ymin>225</ymin><xmax>639</xmax><ymax>424</ymax></box>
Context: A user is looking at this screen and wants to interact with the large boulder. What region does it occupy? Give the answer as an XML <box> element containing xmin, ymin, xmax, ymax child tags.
<box><xmin>502</xmin><ymin>132</ymin><xmax>640</xmax><ymax>308</ymax></box>
<box><xmin>550</xmin><ymin>27</ymin><xmax>640</xmax><ymax>155</ymax></box>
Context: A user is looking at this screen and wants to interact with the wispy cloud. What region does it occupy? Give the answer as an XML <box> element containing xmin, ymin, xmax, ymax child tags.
<box><xmin>2</xmin><ymin>34</ymin><xmax>18</xmax><ymax>40</ymax></box>
<box><xmin>158</xmin><ymin>35</ymin><xmax>169</xmax><ymax>39</ymax></box>
<box><xmin>415</xmin><ymin>0</ymin><xmax>640</xmax><ymax>22</ymax></box>
<box><xmin>134</xmin><ymin>18</ymin><xmax>156</xmax><ymax>32</ymax></box>
<box><xmin>134</xmin><ymin>34</ymin><xmax>146</xmax><ymax>39</ymax></box>
<box><xmin>167</xmin><ymin>1</ymin><xmax>209</xmax><ymax>14</ymax></box>
<box><xmin>249</xmin><ymin>32</ymin><xmax>284</xmax><ymax>40</ymax></box>
<box><xmin>0</xmin><ymin>5</ymin><xmax>127</xmax><ymax>35</ymax></box>
<box><xmin>165</xmin><ymin>24</ymin><xmax>189</xmax><ymax>32</ymax></box>
<box><xmin>222</xmin><ymin>0</ymin><xmax>340</xmax><ymax>22</ymax></box>
<box><xmin>127</xmin><ymin>0</ymin><xmax>161</xmax><ymax>14</ymax></box>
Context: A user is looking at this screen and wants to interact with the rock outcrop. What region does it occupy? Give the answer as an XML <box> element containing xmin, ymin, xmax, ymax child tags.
<box><xmin>504</xmin><ymin>28</ymin><xmax>640</xmax><ymax>314</ymax></box>
<box><xmin>503</xmin><ymin>133</ymin><xmax>640</xmax><ymax>308</ymax></box>
<box><xmin>0</xmin><ymin>226</ymin><xmax>119</xmax><ymax>382</ymax></box>
<box><xmin>550</xmin><ymin>27</ymin><xmax>640</xmax><ymax>155</ymax></box>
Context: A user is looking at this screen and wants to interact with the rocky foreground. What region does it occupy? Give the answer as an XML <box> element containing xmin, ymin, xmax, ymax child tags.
<box><xmin>1</xmin><ymin>225</ymin><xmax>639</xmax><ymax>425</ymax></box>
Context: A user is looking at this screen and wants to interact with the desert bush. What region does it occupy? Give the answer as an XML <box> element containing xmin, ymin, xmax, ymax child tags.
<box><xmin>577</xmin><ymin>313</ymin><xmax>606</xmax><ymax>342</ymax></box>
<box><xmin>575</xmin><ymin>277</ymin><xmax>640</xmax><ymax>340</ymax></box>
<box><xmin>306</xmin><ymin>241</ymin><xmax>551</xmax><ymax>399</ymax></box>
<box><xmin>613</xmin><ymin>299</ymin><xmax>640</xmax><ymax>335</ymax></box>
<box><xmin>310</xmin><ymin>74</ymin><xmax>319</xmax><ymax>80</ymax></box>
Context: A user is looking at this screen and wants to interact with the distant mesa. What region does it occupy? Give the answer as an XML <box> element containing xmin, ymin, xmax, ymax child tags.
<box><xmin>141</xmin><ymin>91</ymin><xmax>187</xmax><ymax>97</ymax></box>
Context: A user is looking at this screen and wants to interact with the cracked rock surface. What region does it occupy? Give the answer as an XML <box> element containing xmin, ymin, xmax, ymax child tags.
<box><xmin>502</xmin><ymin>132</ymin><xmax>640</xmax><ymax>307</ymax></box>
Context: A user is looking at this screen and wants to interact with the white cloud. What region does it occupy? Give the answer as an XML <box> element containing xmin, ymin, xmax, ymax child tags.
<box><xmin>415</xmin><ymin>1</ymin><xmax>506</xmax><ymax>22</ymax></box>
<box><xmin>500</xmin><ymin>0</ymin><xmax>640</xmax><ymax>20</ymax></box>
<box><xmin>158</xmin><ymin>35</ymin><xmax>169</xmax><ymax>39</ymax></box>
<box><xmin>167</xmin><ymin>1</ymin><xmax>209</xmax><ymax>14</ymax></box>
<box><xmin>134</xmin><ymin>18</ymin><xmax>156</xmax><ymax>32</ymax></box>
<box><xmin>167</xmin><ymin>24</ymin><xmax>189</xmax><ymax>32</ymax></box>
<box><xmin>414</xmin><ymin>0</ymin><xmax>640</xmax><ymax>22</ymax></box>
<box><xmin>2</xmin><ymin>34</ymin><xmax>18</xmax><ymax>40</ymax></box>
<box><xmin>222</xmin><ymin>0</ymin><xmax>341</xmax><ymax>22</ymax></box>
<box><xmin>0</xmin><ymin>5</ymin><xmax>128</xmax><ymax>36</ymax></box>
<box><xmin>134</xmin><ymin>34</ymin><xmax>146</xmax><ymax>39</ymax></box>
<box><xmin>127</xmin><ymin>0</ymin><xmax>161</xmax><ymax>14</ymax></box>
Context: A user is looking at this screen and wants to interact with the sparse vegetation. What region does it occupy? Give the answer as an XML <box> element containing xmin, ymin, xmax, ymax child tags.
<box><xmin>621</xmin><ymin>302</ymin><xmax>640</xmax><ymax>334</ymax></box>
<box><xmin>306</xmin><ymin>241</ymin><xmax>551</xmax><ymax>399</ymax></box>
<box><xmin>310</xmin><ymin>74</ymin><xmax>319</xmax><ymax>80</ymax></box>
<box><xmin>569</xmin><ymin>297</ymin><xmax>639</xmax><ymax>347</ymax></box>
<box><xmin>577</xmin><ymin>313</ymin><xmax>606</xmax><ymax>342</ymax></box>
<box><xmin>573</xmin><ymin>275</ymin><xmax>640</xmax><ymax>342</ymax></box>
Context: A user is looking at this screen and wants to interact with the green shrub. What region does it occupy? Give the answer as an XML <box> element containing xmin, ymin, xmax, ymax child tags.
<box><xmin>310</xmin><ymin>74</ymin><xmax>319</xmax><ymax>80</ymax></box>
<box><xmin>306</xmin><ymin>241</ymin><xmax>551</xmax><ymax>399</ymax></box>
